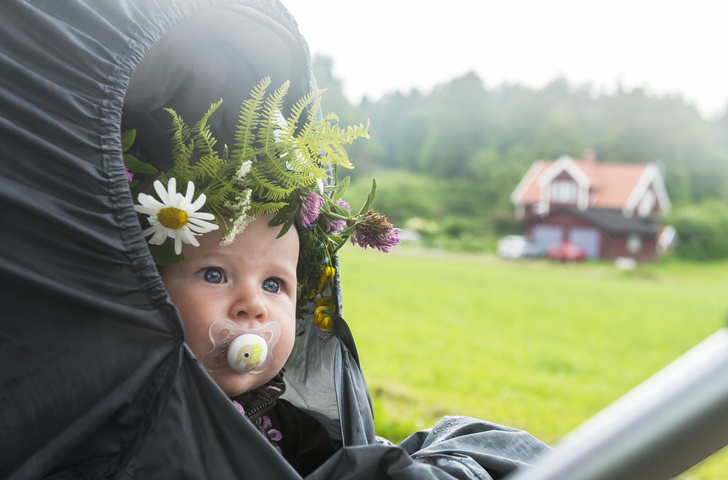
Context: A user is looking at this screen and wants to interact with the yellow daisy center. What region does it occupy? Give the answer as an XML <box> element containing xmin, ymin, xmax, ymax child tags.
<box><xmin>157</xmin><ymin>207</ymin><xmax>188</xmax><ymax>229</ymax></box>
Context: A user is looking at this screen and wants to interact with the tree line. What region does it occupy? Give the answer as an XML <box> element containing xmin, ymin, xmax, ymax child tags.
<box><xmin>314</xmin><ymin>56</ymin><xmax>728</xmax><ymax>259</ymax></box>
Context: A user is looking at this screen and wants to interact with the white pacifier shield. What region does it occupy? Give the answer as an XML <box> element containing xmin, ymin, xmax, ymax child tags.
<box><xmin>201</xmin><ymin>319</ymin><xmax>281</xmax><ymax>374</ymax></box>
<box><xmin>227</xmin><ymin>334</ymin><xmax>268</xmax><ymax>372</ymax></box>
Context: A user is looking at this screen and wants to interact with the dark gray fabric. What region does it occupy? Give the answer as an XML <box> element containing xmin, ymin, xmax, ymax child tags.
<box><xmin>310</xmin><ymin>417</ymin><xmax>549</xmax><ymax>480</ymax></box>
<box><xmin>0</xmin><ymin>1</ymin><xmax>548</xmax><ymax>478</ymax></box>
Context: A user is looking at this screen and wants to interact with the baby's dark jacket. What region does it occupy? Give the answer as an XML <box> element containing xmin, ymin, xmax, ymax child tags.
<box><xmin>232</xmin><ymin>374</ymin><xmax>337</xmax><ymax>476</ymax></box>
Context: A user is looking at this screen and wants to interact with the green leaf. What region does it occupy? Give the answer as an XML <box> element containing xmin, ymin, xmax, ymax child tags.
<box><xmin>269</xmin><ymin>201</ymin><xmax>297</xmax><ymax>225</ymax></box>
<box><xmin>148</xmin><ymin>243</ymin><xmax>183</xmax><ymax>265</ymax></box>
<box><xmin>275</xmin><ymin>219</ymin><xmax>295</xmax><ymax>239</ymax></box>
<box><xmin>330</xmin><ymin>175</ymin><xmax>350</xmax><ymax>202</ymax></box>
<box><xmin>124</xmin><ymin>153</ymin><xmax>158</xmax><ymax>174</ymax></box>
<box><xmin>357</xmin><ymin>178</ymin><xmax>377</xmax><ymax>215</ymax></box>
<box><xmin>121</xmin><ymin>129</ymin><xmax>136</xmax><ymax>152</ymax></box>
<box><xmin>268</xmin><ymin>201</ymin><xmax>300</xmax><ymax>238</ymax></box>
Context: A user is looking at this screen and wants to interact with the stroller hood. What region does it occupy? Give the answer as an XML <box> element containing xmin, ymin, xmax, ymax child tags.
<box><xmin>1</xmin><ymin>1</ymin><xmax>550</xmax><ymax>478</ymax></box>
<box><xmin>0</xmin><ymin>1</ymin><xmax>372</xmax><ymax>478</ymax></box>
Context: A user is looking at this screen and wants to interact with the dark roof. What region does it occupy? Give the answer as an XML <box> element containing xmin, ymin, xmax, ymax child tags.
<box><xmin>532</xmin><ymin>208</ymin><xmax>660</xmax><ymax>235</ymax></box>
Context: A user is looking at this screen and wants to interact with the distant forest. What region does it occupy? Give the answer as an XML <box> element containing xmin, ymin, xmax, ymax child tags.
<box><xmin>313</xmin><ymin>56</ymin><xmax>728</xmax><ymax>259</ymax></box>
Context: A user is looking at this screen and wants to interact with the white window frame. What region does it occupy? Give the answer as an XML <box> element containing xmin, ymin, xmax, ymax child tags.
<box><xmin>627</xmin><ymin>234</ymin><xmax>642</xmax><ymax>254</ymax></box>
<box><xmin>550</xmin><ymin>180</ymin><xmax>578</xmax><ymax>203</ymax></box>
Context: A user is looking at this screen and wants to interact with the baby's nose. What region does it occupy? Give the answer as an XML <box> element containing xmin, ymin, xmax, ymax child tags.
<box><xmin>231</xmin><ymin>285</ymin><xmax>267</xmax><ymax>321</ymax></box>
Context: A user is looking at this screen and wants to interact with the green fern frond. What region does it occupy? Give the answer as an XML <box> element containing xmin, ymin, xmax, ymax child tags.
<box><xmin>286</xmin><ymin>88</ymin><xmax>324</xmax><ymax>134</ymax></box>
<box><xmin>192</xmin><ymin>99</ymin><xmax>222</xmax><ymax>157</ymax></box>
<box><xmin>247</xmin><ymin>164</ymin><xmax>297</xmax><ymax>201</ymax></box>
<box><xmin>205</xmin><ymin>188</ymin><xmax>236</xmax><ymax>214</ymax></box>
<box><xmin>262</xmin><ymin>149</ymin><xmax>314</xmax><ymax>185</ymax></box>
<box><xmin>279</xmin><ymin>147</ymin><xmax>329</xmax><ymax>181</ymax></box>
<box><xmin>232</xmin><ymin>77</ymin><xmax>271</xmax><ymax>159</ymax></box>
<box><xmin>250</xmin><ymin>200</ymin><xmax>288</xmax><ymax>216</ymax></box>
<box><xmin>257</xmin><ymin>82</ymin><xmax>291</xmax><ymax>150</ymax></box>
<box><xmin>189</xmin><ymin>154</ymin><xmax>222</xmax><ymax>183</ymax></box>
<box><xmin>165</xmin><ymin>108</ymin><xmax>193</xmax><ymax>181</ymax></box>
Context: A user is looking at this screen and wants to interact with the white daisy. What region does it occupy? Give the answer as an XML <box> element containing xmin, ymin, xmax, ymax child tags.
<box><xmin>135</xmin><ymin>178</ymin><xmax>219</xmax><ymax>255</ymax></box>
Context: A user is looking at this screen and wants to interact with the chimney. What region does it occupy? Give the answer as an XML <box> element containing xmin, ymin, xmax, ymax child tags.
<box><xmin>582</xmin><ymin>149</ymin><xmax>597</xmax><ymax>163</ymax></box>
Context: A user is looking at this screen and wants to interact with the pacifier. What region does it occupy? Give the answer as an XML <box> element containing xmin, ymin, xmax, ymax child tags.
<box><xmin>201</xmin><ymin>319</ymin><xmax>281</xmax><ymax>374</ymax></box>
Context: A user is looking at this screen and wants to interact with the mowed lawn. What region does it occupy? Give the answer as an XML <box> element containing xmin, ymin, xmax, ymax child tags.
<box><xmin>337</xmin><ymin>245</ymin><xmax>728</xmax><ymax>479</ymax></box>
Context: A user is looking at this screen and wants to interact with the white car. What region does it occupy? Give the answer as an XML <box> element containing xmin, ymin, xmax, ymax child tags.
<box><xmin>497</xmin><ymin>235</ymin><xmax>543</xmax><ymax>258</ymax></box>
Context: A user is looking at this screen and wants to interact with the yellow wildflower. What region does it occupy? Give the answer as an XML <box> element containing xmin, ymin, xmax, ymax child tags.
<box><xmin>313</xmin><ymin>296</ymin><xmax>335</xmax><ymax>330</ymax></box>
<box><xmin>317</xmin><ymin>266</ymin><xmax>336</xmax><ymax>293</ymax></box>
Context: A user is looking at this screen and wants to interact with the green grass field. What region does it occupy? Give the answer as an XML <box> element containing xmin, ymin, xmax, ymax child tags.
<box><xmin>337</xmin><ymin>245</ymin><xmax>728</xmax><ymax>479</ymax></box>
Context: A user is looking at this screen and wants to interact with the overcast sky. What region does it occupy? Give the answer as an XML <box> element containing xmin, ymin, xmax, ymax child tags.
<box><xmin>286</xmin><ymin>1</ymin><xmax>728</xmax><ymax>119</ymax></box>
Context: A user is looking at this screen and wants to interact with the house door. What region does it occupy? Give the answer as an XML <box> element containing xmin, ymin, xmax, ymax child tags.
<box><xmin>532</xmin><ymin>225</ymin><xmax>563</xmax><ymax>251</ymax></box>
<box><xmin>569</xmin><ymin>227</ymin><xmax>601</xmax><ymax>259</ymax></box>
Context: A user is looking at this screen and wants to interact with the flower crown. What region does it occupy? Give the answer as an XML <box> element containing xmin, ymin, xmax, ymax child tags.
<box><xmin>125</xmin><ymin>78</ymin><xmax>400</xmax><ymax>329</ymax></box>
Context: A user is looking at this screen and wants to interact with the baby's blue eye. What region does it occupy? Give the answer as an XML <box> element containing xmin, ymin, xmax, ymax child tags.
<box><xmin>262</xmin><ymin>278</ymin><xmax>281</xmax><ymax>293</ymax></box>
<box><xmin>202</xmin><ymin>267</ymin><xmax>225</xmax><ymax>284</ymax></box>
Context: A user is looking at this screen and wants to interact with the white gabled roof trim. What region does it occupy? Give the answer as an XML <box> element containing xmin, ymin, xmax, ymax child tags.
<box><xmin>538</xmin><ymin>156</ymin><xmax>591</xmax><ymax>188</ymax></box>
<box><xmin>537</xmin><ymin>156</ymin><xmax>591</xmax><ymax>212</ymax></box>
<box><xmin>577</xmin><ymin>188</ymin><xmax>590</xmax><ymax>211</ymax></box>
<box><xmin>511</xmin><ymin>160</ymin><xmax>546</xmax><ymax>204</ymax></box>
<box><xmin>623</xmin><ymin>163</ymin><xmax>672</xmax><ymax>217</ymax></box>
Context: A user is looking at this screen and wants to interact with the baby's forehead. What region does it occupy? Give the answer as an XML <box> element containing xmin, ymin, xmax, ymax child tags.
<box><xmin>194</xmin><ymin>222</ymin><xmax>298</xmax><ymax>260</ymax></box>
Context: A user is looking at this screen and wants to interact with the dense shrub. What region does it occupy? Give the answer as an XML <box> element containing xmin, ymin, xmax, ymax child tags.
<box><xmin>345</xmin><ymin>171</ymin><xmax>442</xmax><ymax>225</ymax></box>
<box><xmin>669</xmin><ymin>200</ymin><xmax>728</xmax><ymax>260</ymax></box>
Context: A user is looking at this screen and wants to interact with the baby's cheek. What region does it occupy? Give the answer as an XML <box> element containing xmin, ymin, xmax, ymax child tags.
<box><xmin>180</xmin><ymin>321</ymin><xmax>211</xmax><ymax>359</ymax></box>
<box><xmin>276</xmin><ymin>332</ymin><xmax>296</xmax><ymax>364</ymax></box>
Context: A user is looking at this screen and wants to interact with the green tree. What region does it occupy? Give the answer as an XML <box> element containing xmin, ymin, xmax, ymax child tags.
<box><xmin>669</xmin><ymin>200</ymin><xmax>728</xmax><ymax>260</ymax></box>
<box><xmin>318</xmin><ymin>56</ymin><xmax>728</xmax><ymax>252</ymax></box>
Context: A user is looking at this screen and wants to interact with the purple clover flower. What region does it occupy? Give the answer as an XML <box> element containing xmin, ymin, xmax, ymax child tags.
<box><xmin>320</xmin><ymin>199</ymin><xmax>351</xmax><ymax>233</ymax></box>
<box><xmin>124</xmin><ymin>163</ymin><xmax>134</xmax><ymax>183</ymax></box>
<box><xmin>296</xmin><ymin>190</ymin><xmax>324</xmax><ymax>228</ymax></box>
<box><xmin>351</xmin><ymin>210</ymin><xmax>401</xmax><ymax>253</ymax></box>
<box><xmin>321</xmin><ymin>218</ymin><xmax>345</xmax><ymax>234</ymax></box>
<box><xmin>336</xmin><ymin>199</ymin><xmax>350</xmax><ymax>211</ymax></box>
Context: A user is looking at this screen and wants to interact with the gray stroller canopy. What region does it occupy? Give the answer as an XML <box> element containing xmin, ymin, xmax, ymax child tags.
<box><xmin>1</xmin><ymin>1</ymin><xmax>549</xmax><ymax>478</ymax></box>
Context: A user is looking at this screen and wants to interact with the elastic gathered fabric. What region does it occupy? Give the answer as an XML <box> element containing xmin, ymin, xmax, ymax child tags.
<box><xmin>0</xmin><ymin>2</ymin><xmax>549</xmax><ymax>479</ymax></box>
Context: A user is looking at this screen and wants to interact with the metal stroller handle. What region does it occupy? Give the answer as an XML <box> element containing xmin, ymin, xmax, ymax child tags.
<box><xmin>507</xmin><ymin>327</ymin><xmax>728</xmax><ymax>480</ymax></box>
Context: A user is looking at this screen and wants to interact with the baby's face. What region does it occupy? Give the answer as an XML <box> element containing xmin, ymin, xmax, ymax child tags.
<box><xmin>160</xmin><ymin>214</ymin><xmax>298</xmax><ymax>397</ymax></box>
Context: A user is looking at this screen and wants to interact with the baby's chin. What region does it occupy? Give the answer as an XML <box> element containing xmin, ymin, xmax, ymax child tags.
<box><xmin>212</xmin><ymin>370</ymin><xmax>276</xmax><ymax>397</ymax></box>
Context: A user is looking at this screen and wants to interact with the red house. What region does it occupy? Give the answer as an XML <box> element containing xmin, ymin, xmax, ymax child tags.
<box><xmin>510</xmin><ymin>151</ymin><xmax>672</xmax><ymax>262</ymax></box>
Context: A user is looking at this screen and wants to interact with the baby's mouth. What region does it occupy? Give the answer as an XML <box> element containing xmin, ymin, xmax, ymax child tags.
<box><xmin>201</xmin><ymin>319</ymin><xmax>280</xmax><ymax>374</ymax></box>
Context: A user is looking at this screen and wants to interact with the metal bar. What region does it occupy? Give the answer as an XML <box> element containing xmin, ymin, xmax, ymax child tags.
<box><xmin>507</xmin><ymin>328</ymin><xmax>728</xmax><ymax>480</ymax></box>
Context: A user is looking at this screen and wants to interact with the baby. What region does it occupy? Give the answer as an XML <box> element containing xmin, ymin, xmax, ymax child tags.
<box><xmin>128</xmin><ymin>80</ymin><xmax>399</xmax><ymax>476</ymax></box>
<box><xmin>158</xmin><ymin>213</ymin><xmax>340</xmax><ymax>475</ymax></box>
